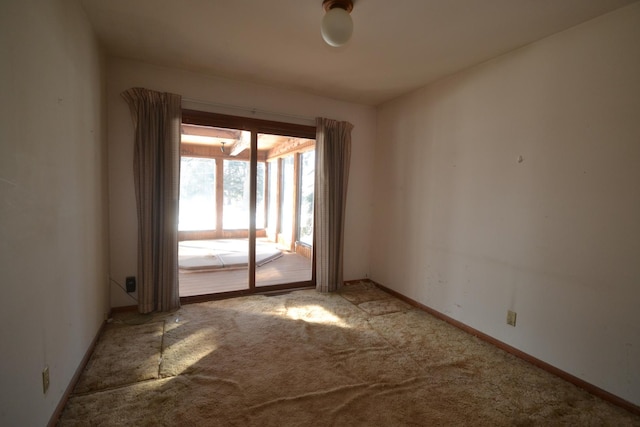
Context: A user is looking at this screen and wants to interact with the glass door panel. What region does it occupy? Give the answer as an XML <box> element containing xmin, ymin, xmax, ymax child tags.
<box><xmin>256</xmin><ymin>133</ymin><xmax>314</xmax><ymax>288</ymax></box>
<box><xmin>178</xmin><ymin>126</ymin><xmax>251</xmax><ymax>296</ymax></box>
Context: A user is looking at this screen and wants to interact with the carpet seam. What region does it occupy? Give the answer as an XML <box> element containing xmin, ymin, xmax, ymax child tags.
<box><xmin>249</xmin><ymin>376</ymin><xmax>432</xmax><ymax>413</ymax></box>
<box><xmin>158</xmin><ymin>319</ymin><xmax>167</xmax><ymax>377</ymax></box>
<box><xmin>68</xmin><ymin>376</ymin><xmax>177</xmax><ymax>397</ymax></box>
<box><xmin>337</xmin><ymin>291</ymin><xmax>433</xmax><ymax>376</ymax></box>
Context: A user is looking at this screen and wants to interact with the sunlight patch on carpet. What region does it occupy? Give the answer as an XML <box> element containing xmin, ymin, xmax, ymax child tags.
<box><xmin>284</xmin><ymin>304</ymin><xmax>349</xmax><ymax>327</ymax></box>
<box><xmin>160</xmin><ymin>327</ymin><xmax>217</xmax><ymax>376</ymax></box>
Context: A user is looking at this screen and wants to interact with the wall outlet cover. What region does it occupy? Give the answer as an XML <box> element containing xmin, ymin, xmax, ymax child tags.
<box><xmin>507</xmin><ymin>310</ymin><xmax>517</xmax><ymax>327</ymax></box>
<box><xmin>42</xmin><ymin>366</ymin><xmax>50</xmax><ymax>394</ymax></box>
<box><xmin>126</xmin><ymin>276</ymin><xmax>136</xmax><ymax>293</ymax></box>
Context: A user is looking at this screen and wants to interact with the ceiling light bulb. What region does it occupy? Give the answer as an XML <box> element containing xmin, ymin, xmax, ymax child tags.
<box><xmin>321</xmin><ymin>6</ymin><xmax>353</xmax><ymax>47</ymax></box>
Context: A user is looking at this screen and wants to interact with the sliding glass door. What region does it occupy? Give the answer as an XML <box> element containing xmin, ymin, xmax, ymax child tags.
<box><xmin>178</xmin><ymin>111</ymin><xmax>316</xmax><ymax>298</ymax></box>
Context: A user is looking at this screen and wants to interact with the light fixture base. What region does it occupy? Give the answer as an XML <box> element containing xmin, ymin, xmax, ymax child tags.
<box><xmin>323</xmin><ymin>0</ymin><xmax>353</xmax><ymax>13</ymax></box>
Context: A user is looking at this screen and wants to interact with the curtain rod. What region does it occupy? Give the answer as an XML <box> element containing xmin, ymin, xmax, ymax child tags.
<box><xmin>181</xmin><ymin>98</ymin><xmax>316</xmax><ymax>125</ymax></box>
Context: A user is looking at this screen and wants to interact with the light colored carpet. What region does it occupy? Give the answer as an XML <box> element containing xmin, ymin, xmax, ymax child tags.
<box><xmin>59</xmin><ymin>282</ymin><xmax>640</xmax><ymax>426</ymax></box>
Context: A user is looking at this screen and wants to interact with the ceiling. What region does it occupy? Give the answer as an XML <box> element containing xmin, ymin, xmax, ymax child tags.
<box><xmin>80</xmin><ymin>0</ymin><xmax>636</xmax><ymax>105</ymax></box>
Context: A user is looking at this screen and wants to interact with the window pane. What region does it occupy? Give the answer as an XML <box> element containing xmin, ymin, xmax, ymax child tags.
<box><xmin>267</xmin><ymin>160</ymin><xmax>278</xmax><ymax>238</ymax></box>
<box><xmin>280</xmin><ymin>155</ymin><xmax>294</xmax><ymax>242</ymax></box>
<box><xmin>223</xmin><ymin>159</ymin><xmax>249</xmax><ymax>229</ymax></box>
<box><xmin>179</xmin><ymin>157</ymin><xmax>216</xmax><ymax>231</ymax></box>
<box><xmin>256</xmin><ymin>162</ymin><xmax>266</xmax><ymax>229</ymax></box>
<box><xmin>298</xmin><ymin>150</ymin><xmax>315</xmax><ymax>245</ymax></box>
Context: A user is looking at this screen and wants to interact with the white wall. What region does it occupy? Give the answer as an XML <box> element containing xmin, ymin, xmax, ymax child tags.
<box><xmin>107</xmin><ymin>58</ymin><xmax>376</xmax><ymax>307</ymax></box>
<box><xmin>0</xmin><ymin>0</ymin><xmax>109</xmax><ymax>425</ymax></box>
<box><xmin>372</xmin><ymin>3</ymin><xmax>640</xmax><ymax>406</ymax></box>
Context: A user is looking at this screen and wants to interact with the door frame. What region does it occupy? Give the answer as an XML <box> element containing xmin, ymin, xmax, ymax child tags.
<box><xmin>180</xmin><ymin>109</ymin><xmax>317</xmax><ymax>303</ymax></box>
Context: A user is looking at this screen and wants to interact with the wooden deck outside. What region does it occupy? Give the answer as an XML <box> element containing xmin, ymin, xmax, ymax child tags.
<box><xmin>179</xmin><ymin>252</ymin><xmax>312</xmax><ymax>297</ymax></box>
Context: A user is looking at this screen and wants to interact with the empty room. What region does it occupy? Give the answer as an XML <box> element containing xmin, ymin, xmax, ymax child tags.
<box><xmin>1</xmin><ymin>0</ymin><xmax>639</xmax><ymax>425</ymax></box>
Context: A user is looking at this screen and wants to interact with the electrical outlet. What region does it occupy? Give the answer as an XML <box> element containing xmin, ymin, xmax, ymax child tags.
<box><xmin>42</xmin><ymin>366</ymin><xmax>50</xmax><ymax>394</ymax></box>
<box><xmin>507</xmin><ymin>310</ymin><xmax>517</xmax><ymax>327</ymax></box>
<box><xmin>125</xmin><ymin>276</ymin><xmax>136</xmax><ymax>293</ymax></box>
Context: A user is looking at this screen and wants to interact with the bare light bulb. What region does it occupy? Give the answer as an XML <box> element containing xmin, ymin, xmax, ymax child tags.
<box><xmin>321</xmin><ymin>7</ymin><xmax>353</xmax><ymax>47</ymax></box>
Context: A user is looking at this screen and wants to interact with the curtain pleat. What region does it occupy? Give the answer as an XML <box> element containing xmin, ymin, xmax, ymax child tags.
<box><xmin>314</xmin><ymin>117</ymin><xmax>353</xmax><ymax>292</ymax></box>
<box><xmin>122</xmin><ymin>88</ymin><xmax>181</xmax><ymax>313</ymax></box>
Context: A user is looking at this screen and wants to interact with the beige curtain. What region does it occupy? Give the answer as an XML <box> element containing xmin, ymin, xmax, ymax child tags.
<box><xmin>314</xmin><ymin>117</ymin><xmax>353</xmax><ymax>292</ymax></box>
<box><xmin>122</xmin><ymin>88</ymin><xmax>182</xmax><ymax>313</ymax></box>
